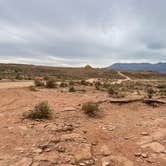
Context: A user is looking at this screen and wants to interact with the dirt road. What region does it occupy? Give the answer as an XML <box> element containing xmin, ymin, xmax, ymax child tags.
<box><xmin>0</xmin><ymin>80</ymin><xmax>34</xmax><ymax>89</ymax></box>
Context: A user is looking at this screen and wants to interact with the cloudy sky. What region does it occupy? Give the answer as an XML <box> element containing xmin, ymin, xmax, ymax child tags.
<box><xmin>0</xmin><ymin>0</ymin><xmax>166</xmax><ymax>67</ymax></box>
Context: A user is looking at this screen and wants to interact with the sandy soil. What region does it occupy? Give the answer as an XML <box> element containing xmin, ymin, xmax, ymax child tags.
<box><xmin>0</xmin><ymin>81</ymin><xmax>34</xmax><ymax>89</ymax></box>
<box><xmin>0</xmin><ymin>85</ymin><xmax>165</xmax><ymax>166</ymax></box>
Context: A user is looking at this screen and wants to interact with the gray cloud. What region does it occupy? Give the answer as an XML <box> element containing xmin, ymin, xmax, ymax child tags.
<box><xmin>0</xmin><ymin>0</ymin><xmax>166</xmax><ymax>67</ymax></box>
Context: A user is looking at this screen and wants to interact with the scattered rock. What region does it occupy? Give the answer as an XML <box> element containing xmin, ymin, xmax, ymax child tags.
<box><xmin>141</xmin><ymin>153</ymin><xmax>148</xmax><ymax>158</ymax></box>
<box><xmin>134</xmin><ymin>153</ymin><xmax>141</xmax><ymax>157</ymax></box>
<box><xmin>141</xmin><ymin>132</ymin><xmax>149</xmax><ymax>136</ymax></box>
<box><xmin>34</xmin><ymin>151</ymin><xmax>59</xmax><ymax>162</ymax></box>
<box><xmin>63</xmin><ymin>107</ymin><xmax>76</xmax><ymax>112</ymax></box>
<box><xmin>100</xmin><ymin>124</ymin><xmax>116</xmax><ymax>131</ymax></box>
<box><xmin>142</xmin><ymin>142</ymin><xmax>165</xmax><ymax>153</ymax></box>
<box><xmin>100</xmin><ymin>145</ymin><xmax>111</xmax><ymax>156</ymax></box>
<box><xmin>101</xmin><ymin>155</ymin><xmax>133</xmax><ymax>166</ymax></box>
<box><xmin>32</xmin><ymin>148</ymin><xmax>43</xmax><ymax>154</ymax></box>
<box><xmin>72</xmin><ymin>143</ymin><xmax>92</xmax><ymax>162</ymax></box>
<box><xmin>13</xmin><ymin>157</ymin><xmax>33</xmax><ymax>166</ymax></box>
<box><xmin>60</xmin><ymin>133</ymin><xmax>85</xmax><ymax>142</ymax></box>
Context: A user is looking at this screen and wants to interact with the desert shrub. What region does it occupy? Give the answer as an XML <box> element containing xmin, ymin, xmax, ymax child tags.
<box><xmin>80</xmin><ymin>80</ymin><xmax>88</xmax><ymax>86</ymax></box>
<box><xmin>94</xmin><ymin>81</ymin><xmax>101</xmax><ymax>90</ymax></box>
<box><xmin>24</xmin><ymin>101</ymin><xmax>52</xmax><ymax>119</ymax></box>
<box><xmin>69</xmin><ymin>86</ymin><xmax>76</xmax><ymax>92</ymax></box>
<box><xmin>44</xmin><ymin>76</ymin><xmax>50</xmax><ymax>81</ymax></box>
<box><xmin>69</xmin><ymin>80</ymin><xmax>74</xmax><ymax>86</ymax></box>
<box><xmin>107</xmin><ymin>84</ymin><xmax>125</xmax><ymax>98</ymax></box>
<box><xmin>60</xmin><ymin>82</ymin><xmax>68</xmax><ymax>87</ymax></box>
<box><xmin>15</xmin><ymin>74</ymin><xmax>23</xmax><ymax>80</ymax></box>
<box><xmin>34</xmin><ymin>79</ymin><xmax>44</xmax><ymax>87</ymax></box>
<box><xmin>108</xmin><ymin>86</ymin><xmax>118</xmax><ymax>96</ymax></box>
<box><xmin>157</xmin><ymin>84</ymin><xmax>166</xmax><ymax>89</ymax></box>
<box><xmin>146</xmin><ymin>87</ymin><xmax>155</xmax><ymax>99</ymax></box>
<box><xmin>29</xmin><ymin>86</ymin><xmax>37</xmax><ymax>91</ymax></box>
<box><xmin>159</xmin><ymin>88</ymin><xmax>166</xmax><ymax>97</ymax></box>
<box><xmin>82</xmin><ymin>102</ymin><xmax>99</xmax><ymax>117</ymax></box>
<box><xmin>103</xmin><ymin>82</ymin><xmax>110</xmax><ymax>89</ymax></box>
<box><xmin>46</xmin><ymin>79</ymin><xmax>57</xmax><ymax>88</ymax></box>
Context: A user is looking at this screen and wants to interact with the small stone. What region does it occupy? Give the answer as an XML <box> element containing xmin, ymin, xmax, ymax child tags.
<box><xmin>100</xmin><ymin>145</ymin><xmax>111</xmax><ymax>156</ymax></box>
<box><xmin>33</xmin><ymin>148</ymin><xmax>42</xmax><ymax>154</ymax></box>
<box><xmin>102</xmin><ymin>161</ymin><xmax>110</xmax><ymax>166</ymax></box>
<box><xmin>63</xmin><ymin>107</ymin><xmax>76</xmax><ymax>112</ymax></box>
<box><xmin>134</xmin><ymin>153</ymin><xmax>141</xmax><ymax>157</ymax></box>
<box><xmin>141</xmin><ymin>153</ymin><xmax>148</xmax><ymax>158</ymax></box>
<box><xmin>13</xmin><ymin>157</ymin><xmax>33</xmax><ymax>166</ymax></box>
<box><xmin>73</xmin><ymin>143</ymin><xmax>92</xmax><ymax>161</ymax></box>
<box><xmin>142</xmin><ymin>142</ymin><xmax>165</xmax><ymax>153</ymax></box>
<box><xmin>146</xmin><ymin>158</ymin><xmax>154</xmax><ymax>163</ymax></box>
<box><xmin>141</xmin><ymin>132</ymin><xmax>149</xmax><ymax>136</ymax></box>
<box><xmin>56</xmin><ymin>145</ymin><xmax>65</xmax><ymax>152</ymax></box>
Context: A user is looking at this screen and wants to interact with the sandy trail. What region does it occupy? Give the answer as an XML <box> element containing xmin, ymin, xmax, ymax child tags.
<box><xmin>0</xmin><ymin>81</ymin><xmax>34</xmax><ymax>89</ymax></box>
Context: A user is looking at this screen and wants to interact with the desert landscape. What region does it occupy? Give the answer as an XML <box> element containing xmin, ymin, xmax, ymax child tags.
<box><xmin>0</xmin><ymin>64</ymin><xmax>165</xmax><ymax>166</ymax></box>
<box><xmin>0</xmin><ymin>1</ymin><xmax>166</xmax><ymax>165</ymax></box>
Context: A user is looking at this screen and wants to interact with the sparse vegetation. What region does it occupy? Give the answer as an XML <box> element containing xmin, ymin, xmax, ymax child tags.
<box><xmin>80</xmin><ymin>80</ymin><xmax>88</xmax><ymax>86</ymax></box>
<box><xmin>82</xmin><ymin>102</ymin><xmax>100</xmax><ymax>117</ymax></box>
<box><xmin>46</xmin><ymin>79</ymin><xmax>57</xmax><ymax>88</ymax></box>
<box><xmin>34</xmin><ymin>79</ymin><xmax>44</xmax><ymax>87</ymax></box>
<box><xmin>146</xmin><ymin>87</ymin><xmax>155</xmax><ymax>99</ymax></box>
<box><xmin>69</xmin><ymin>80</ymin><xmax>74</xmax><ymax>86</ymax></box>
<box><xmin>15</xmin><ymin>74</ymin><xmax>23</xmax><ymax>80</ymax></box>
<box><xmin>94</xmin><ymin>81</ymin><xmax>101</xmax><ymax>90</ymax></box>
<box><xmin>69</xmin><ymin>86</ymin><xmax>76</xmax><ymax>92</ymax></box>
<box><xmin>60</xmin><ymin>82</ymin><xmax>68</xmax><ymax>87</ymax></box>
<box><xmin>29</xmin><ymin>86</ymin><xmax>37</xmax><ymax>91</ymax></box>
<box><xmin>23</xmin><ymin>101</ymin><xmax>53</xmax><ymax>119</ymax></box>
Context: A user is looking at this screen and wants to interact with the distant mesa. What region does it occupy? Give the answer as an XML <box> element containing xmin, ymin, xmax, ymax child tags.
<box><xmin>107</xmin><ymin>62</ymin><xmax>166</xmax><ymax>73</ymax></box>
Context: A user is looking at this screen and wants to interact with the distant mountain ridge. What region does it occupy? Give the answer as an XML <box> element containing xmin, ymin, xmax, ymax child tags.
<box><xmin>108</xmin><ymin>63</ymin><xmax>166</xmax><ymax>73</ymax></box>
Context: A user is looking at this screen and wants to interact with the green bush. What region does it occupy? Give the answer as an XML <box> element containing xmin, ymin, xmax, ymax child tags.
<box><xmin>34</xmin><ymin>79</ymin><xmax>44</xmax><ymax>87</ymax></box>
<box><xmin>46</xmin><ymin>79</ymin><xmax>57</xmax><ymax>88</ymax></box>
<box><xmin>82</xmin><ymin>102</ymin><xmax>99</xmax><ymax>117</ymax></box>
<box><xmin>24</xmin><ymin>101</ymin><xmax>53</xmax><ymax>119</ymax></box>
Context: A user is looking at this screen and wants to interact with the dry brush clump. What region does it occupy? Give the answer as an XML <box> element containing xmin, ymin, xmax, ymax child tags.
<box><xmin>94</xmin><ymin>81</ymin><xmax>102</xmax><ymax>90</ymax></box>
<box><xmin>46</xmin><ymin>79</ymin><xmax>57</xmax><ymax>88</ymax></box>
<box><xmin>34</xmin><ymin>79</ymin><xmax>44</xmax><ymax>87</ymax></box>
<box><xmin>146</xmin><ymin>87</ymin><xmax>156</xmax><ymax>99</ymax></box>
<box><xmin>82</xmin><ymin>102</ymin><xmax>100</xmax><ymax>117</ymax></box>
<box><xmin>107</xmin><ymin>84</ymin><xmax>125</xmax><ymax>98</ymax></box>
<box><xmin>29</xmin><ymin>85</ymin><xmax>37</xmax><ymax>91</ymax></box>
<box><xmin>60</xmin><ymin>82</ymin><xmax>68</xmax><ymax>87</ymax></box>
<box><xmin>69</xmin><ymin>86</ymin><xmax>76</xmax><ymax>92</ymax></box>
<box><xmin>23</xmin><ymin>101</ymin><xmax>53</xmax><ymax>120</ymax></box>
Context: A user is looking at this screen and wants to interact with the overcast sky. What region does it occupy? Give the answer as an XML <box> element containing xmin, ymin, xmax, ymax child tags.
<box><xmin>0</xmin><ymin>0</ymin><xmax>166</xmax><ymax>67</ymax></box>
